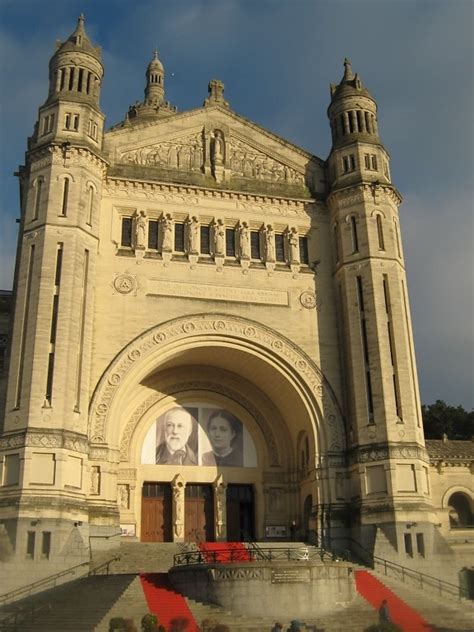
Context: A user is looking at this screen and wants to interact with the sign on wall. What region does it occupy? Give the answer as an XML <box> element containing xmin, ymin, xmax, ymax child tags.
<box><xmin>141</xmin><ymin>405</ymin><xmax>257</xmax><ymax>467</ymax></box>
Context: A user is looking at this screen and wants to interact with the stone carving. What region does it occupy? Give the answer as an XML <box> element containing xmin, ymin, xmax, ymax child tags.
<box><xmin>264</xmin><ymin>225</ymin><xmax>276</xmax><ymax>262</ymax></box>
<box><xmin>119</xmin><ymin>132</ymin><xmax>203</xmax><ymax>171</ymax></box>
<box><xmin>113</xmin><ymin>273</ymin><xmax>137</xmax><ymax>295</ymax></box>
<box><xmin>239</xmin><ymin>221</ymin><xmax>250</xmax><ymax>260</ymax></box>
<box><xmin>161</xmin><ymin>214</ymin><xmax>173</xmax><ymax>251</ymax></box>
<box><xmin>349</xmin><ymin>443</ymin><xmax>428</xmax><ymax>465</ymax></box>
<box><xmin>288</xmin><ymin>227</ymin><xmax>299</xmax><ymax>264</ymax></box>
<box><xmin>215</xmin><ymin>568</ymin><xmax>264</xmax><ymax>580</ymax></box>
<box><xmin>227</xmin><ymin>137</ymin><xmax>305</xmax><ymax>185</ymax></box>
<box><xmin>1</xmin><ymin>429</ymin><xmax>89</xmax><ymax>453</ymax></box>
<box><xmin>90</xmin><ymin>466</ymin><xmax>100</xmax><ymax>495</ymax></box>
<box><xmin>172</xmin><ymin>475</ymin><xmax>185</xmax><ymax>538</ymax></box>
<box><xmin>91</xmin><ymin>315</ymin><xmax>345</xmax><ymax>455</ymax></box>
<box><xmin>212</xmin><ymin>130</ymin><xmax>225</xmax><ymax>166</ymax></box>
<box><xmin>300</xmin><ymin>291</ymin><xmax>317</xmax><ymax>310</ymax></box>
<box><xmin>147</xmin><ymin>280</ymin><xmax>288</xmax><ymax>306</ymax></box>
<box><xmin>214</xmin><ymin>475</ymin><xmax>227</xmax><ymax>539</ymax></box>
<box><xmin>187</xmin><ymin>216</ymin><xmax>199</xmax><ymax>254</ymax></box>
<box><xmin>135</xmin><ymin>211</ymin><xmax>147</xmax><ymax>249</ymax></box>
<box><xmin>117</xmin><ymin>484</ymin><xmax>130</xmax><ymax>509</ymax></box>
<box><xmin>213</xmin><ymin>219</ymin><xmax>225</xmax><ymax>256</ymax></box>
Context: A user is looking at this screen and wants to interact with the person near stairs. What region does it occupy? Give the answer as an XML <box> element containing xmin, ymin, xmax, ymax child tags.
<box><xmin>378</xmin><ymin>599</ymin><xmax>391</xmax><ymax>624</ymax></box>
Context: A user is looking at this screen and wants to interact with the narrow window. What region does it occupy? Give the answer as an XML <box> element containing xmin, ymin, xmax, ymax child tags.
<box><xmin>16</xmin><ymin>245</ymin><xmax>35</xmax><ymax>408</ymax></box>
<box><xmin>33</xmin><ymin>178</ymin><xmax>43</xmax><ymax>220</ymax></box>
<box><xmin>27</xmin><ymin>532</ymin><xmax>36</xmax><ymax>559</ymax></box>
<box><xmin>356</xmin><ymin>275</ymin><xmax>365</xmax><ymax>313</ymax></box>
<box><xmin>42</xmin><ymin>117</ymin><xmax>49</xmax><ymax>135</ymax></box>
<box><xmin>343</xmin><ymin>156</ymin><xmax>349</xmax><ymax>173</ymax></box>
<box><xmin>348</xmin><ymin>111</ymin><xmax>354</xmax><ymax>133</ymax></box>
<box><xmin>86</xmin><ymin>186</ymin><xmax>94</xmax><ymax>225</ymax></box>
<box><xmin>250</xmin><ymin>231</ymin><xmax>261</xmax><ymax>260</ymax></box>
<box><xmin>49</xmin><ymin>114</ymin><xmax>55</xmax><ymax>133</ymax></box>
<box><xmin>92</xmin><ymin>123</ymin><xmax>98</xmax><ymax>140</ymax></box>
<box><xmin>77</xmin><ymin>68</ymin><xmax>84</xmax><ymax>92</ymax></box>
<box><xmin>73</xmin><ymin>114</ymin><xmax>80</xmax><ymax>131</ymax></box>
<box><xmin>200</xmin><ymin>225</ymin><xmax>211</xmax><ymax>255</ymax></box>
<box><xmin>174</xmin><ymin>223</ymin><xmax>185</xmax><ymax>252</ymax></box>
<box><xmin>86</xmin><ymin>72</ymin><xmax>92</xmax><ymax>94</ymax></box>
<box><xmin>59</xmin><ymin>68</ymin><xmax>66</xmax><ymax>90</ymax></box>
<box><xmin>41</xmin><ymin>532</ymin><xmax>51</xmax><ymax>559</ymax></box>
<box><xmin>60</xmin><ymin>178</ymin><xmax>69</xmax><ymax>216</ymax></box>
<box><xmin>225</xmin><ymin>228</ymin><xmax>236</xmax><ymax>257</ymax></box>
<box><xmin>121</xmin><ymin>218</ymin><xmax>132</xmax><ymax>247</ymax></box>
<box><xmin>340</xmin><ymin>114</ymin><xmax>346</xmax><ymax>136</ymax></box>
<box><xmin>349</xmin><ymin>155</ymin><xmax>355</xmax><ymax>170</ymax></box>
<box><xmin>275</xmin><ymin>234</ymin><xmax>285</xmax><ymax>262</ymax></box>
<box><xmin>46</xmin><ymin>244</ymin><xmax>63</xmax><ymax>403</ymax></box>
<box><xmin>74</xmin><ymin>250</ymin><xmax>88</xmax><ymax>412</ymax></box>
<box><xmin>364</xmin><ymin>154</ymin><xmax>370</xmax><ymax>169</ymax></box>
<box><xmin>416</xmin><ymin>533</ymin><xmax>425</xmax><ymax>557</ymax></box>
<box><xmin>148</xmin><ymin>220</ymin><xmax>159</xmax><ymax>250</ymax></box>
<box><xmin>376</xmin><ymin>215</ymin><xmax>385</xmax><ymax>250</ymax></box>
<box><xmin>64</xmin><ymin>113</ymin><xmax>71</xmax><ymax>130</ymax></box>
<box><xmin>394</xmin><ymin>220</ymin><xmax>401</xmax><ymax>258</ymax></box>
<box><xmin>299</xmin><ymin>237</ymin><xmax>309</xmax><ymax>264</ymax></box>
<box><xmin>350</xmin><ymin>216</ymin><xmax>359</xmax><ymax>252</ymax></box>
<box><xmin>356</xmin><ymin>110</ymin><xmax>363</xmax><ymax>132</ymax></box>
<box><xmin>68</xmin><ymin>67</ymin><xmax>75</xmax><ymax>91</ymax></box>
<box><xmin>365</xmin><ymin>111</ymin><xmax>371</xmax><ymax>133</ymax></box>
<box><xmin>371</xmin><ymin>155</ymin><xmax>378</xmax><ymax>170</ymax></box>
<box><xmin>404</xmin><ymin>533</ymin><xmax>413</xmax><ymax>557</ymax></box>
<box><xmin>333</xmin><ymin>223</ymin><xmax>340</xmax><ymax>263</ymax></box>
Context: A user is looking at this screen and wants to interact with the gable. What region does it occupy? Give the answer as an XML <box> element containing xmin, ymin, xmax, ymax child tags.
<box><xmin>104</xmin><ymin>106</ymin><xmax>326</xmax><ymax>198</ymax></box>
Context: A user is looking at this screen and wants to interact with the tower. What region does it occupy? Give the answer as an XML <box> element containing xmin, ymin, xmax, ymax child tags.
<box><xmin>1</xmin><ymin>16</ymin><xmax>106</xmax><ymax>581</ymax></box>
<box><xmin>327</xmin><ymin>60</ymin><xmax>435</xmax><ymax>556</ymax></box>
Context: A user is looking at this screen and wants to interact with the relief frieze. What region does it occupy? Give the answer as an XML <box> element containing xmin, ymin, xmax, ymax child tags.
<box><xmin>350</xmin><ymin>443</ymin><xmax>428</xmax><ymax>465</ymax></box>
<box><xmin>0</xmin><ymin>429</ymin><xmax>89</xmax><ymax>454</ymax></box>
<box><xmin>119</xmin><ymin>132</ymin><xmax>203</xmax><ymax>171</ymax></box>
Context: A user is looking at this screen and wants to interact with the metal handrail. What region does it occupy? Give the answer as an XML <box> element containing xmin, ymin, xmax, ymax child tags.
<box><xmin>0</xmin><ymin>554</ymin><xmax>121</xmax><ymax>607</ymax></box>
<box><xmin>345</xmin><ymin>538</ymin><xmax>469</xmax><ymax>601</ymax></box>
<box><xmin>173</xmin><ymin>545</ymin><xmax>334</xmax><ymax>567</ymax></box>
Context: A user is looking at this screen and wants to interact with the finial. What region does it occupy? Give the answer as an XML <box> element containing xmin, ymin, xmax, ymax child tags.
<box><xmin>343</xmin><ymin>57</ymin><xmax>354</xmax><ymax>80</ymax></box>
<box><xmin>153</xmin><ymin>49</ymin><xmax>159</xmax><ymax>60</ymax></box>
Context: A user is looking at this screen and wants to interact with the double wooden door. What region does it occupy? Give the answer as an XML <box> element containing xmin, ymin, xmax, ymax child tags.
<box><xmin>141</xmin><ymin>483</ymin><xmax>172</xmax><ymax>542</ymax></box>
<box><xmin>185</xmin><ymin>484</ymin><xmax>214</xmax><ymax>542</ymax></box>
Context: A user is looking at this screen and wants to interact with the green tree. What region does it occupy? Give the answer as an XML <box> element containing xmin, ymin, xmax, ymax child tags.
<box><xmin>421</xmin><ymin>400</ymin><xmax>474</xmax><ymax>440</ymax></box>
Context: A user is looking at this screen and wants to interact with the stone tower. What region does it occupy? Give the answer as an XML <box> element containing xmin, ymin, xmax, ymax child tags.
<box><xmin>327</xmin><ymin>60</ymin><xmax>435</xmax><ymax>555</ymax></box>
<box><xmin>2</xmin><ymin>16</ymin><xmax>106</xmax><ymax>574</ymax></box>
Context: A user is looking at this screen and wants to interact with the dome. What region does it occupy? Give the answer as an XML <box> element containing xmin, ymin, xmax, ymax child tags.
<box><xmin>147</xmin><ymin>50</ymin><xmax>164</xmax><ymax>73</ymax></box>
<box><xmin>329</xmin><ymin>58</ymin><xmax>372</xmax><ymax>102</ymax></box>
<box><xmin>55</xmin><ymin>15</ymin><xmax>102</xmax><ymax>62</ymax></box>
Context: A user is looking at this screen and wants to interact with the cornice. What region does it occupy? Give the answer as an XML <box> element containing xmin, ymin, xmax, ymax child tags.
<box><xmin>0</xmin><ymin>428</ymin><xmax>89</xmax><ymax>454</ymax></box>
<box><xmin>326</xmin><ymin>182</ymin><xmax>402</xmax><ymax>208</ymax></box>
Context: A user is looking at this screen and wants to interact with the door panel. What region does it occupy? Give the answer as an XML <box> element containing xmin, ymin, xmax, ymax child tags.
<box><xmin>185</xmin><ymin>484</ymin><xmax>214</xmax><ymax>542</ymax></box>
<box><xmin>141</xmin><ymin>483</ymin><xmax>172</xmax><ymax>542</ymax></box>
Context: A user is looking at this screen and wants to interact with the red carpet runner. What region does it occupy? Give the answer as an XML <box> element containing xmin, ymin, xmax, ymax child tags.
<box><xmin>198</xmin><ymin>541</ymin><xmax>251</xmax><ymax>562</ymax></box>
<box><xmin>140</xmin><ymin>573</ymin><xmax>199</xmax><ymax>632</ymax></box>
<box><xmin>355</xmin><ymin>569</ymin><xmax>433</xmax><ymax>632</ymax></box>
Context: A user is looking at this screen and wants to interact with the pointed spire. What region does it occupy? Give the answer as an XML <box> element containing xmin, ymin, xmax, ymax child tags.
<box><xmin>54</xmin><ymin>14</ymin><xmax>101</xmax><ymax>61</ymax></box>
<box><xmin>343</xmin><ymin>58</ymin><xmax>354</xmax><ymax>81</ymax></box>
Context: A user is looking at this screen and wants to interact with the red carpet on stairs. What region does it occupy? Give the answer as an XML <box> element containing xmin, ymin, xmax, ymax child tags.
<box><xmin>140</xmin><ymin>573</ymin><xmax>199</xmax><ymax>632</ymax></box>
<box><xmin>355</xmin><ymin>569</ymin><xmax>433</xmax><ymax>632</ymax></box>
<box><xmin>198</xmin><ymin>541</ymin><xmax>251</xmax><ymax>562</ymax></box>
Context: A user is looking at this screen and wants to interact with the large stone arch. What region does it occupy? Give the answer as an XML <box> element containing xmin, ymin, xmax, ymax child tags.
<box><xmin>89</xmin><ymin>313</ymin><xmax>347</xmax><ymax>457</ymax></box>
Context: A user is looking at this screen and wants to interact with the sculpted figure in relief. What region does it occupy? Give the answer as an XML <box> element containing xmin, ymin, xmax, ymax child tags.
<box><xmin>90</xmin><ymin>466</ymin><xmax>100</xmax><ymax>495</ymax></box>
<box><xmin>214</xmin><ymin>219</ymin><xmax>225</xmax><ymax>256</ymax></box>
<box><xmin>161</xmin><ymin>214</ymin><xmax>173</xmax><ymax>251</ymax></box>
<box><xmin>118</xmin><ymin>484</ymin><xmax>129</xmax><ymax>510</ymax></box>
<box><xmin>173</xmin><ymin>483</ymin><xmax>185</xmax><ymax>537</ymax></box>
<box><xmin>135</xmin><ymin>211</ymin><xmax>147</xmax><ymax>249</ymax></box>
<box><xmin>288</xmin><ymin>227</ymin><xmax>300</xmax><ymax>264</ymax></box>
<box><xmin>188</xmin><ymin>216</ymin><xmax>199</xmax><ymax>254</ymax></box>
<box><xmin>265</xmin><ymin>224</ymin><xmax>276</xmax><ymax>262</ymax></box>
<box><xmin>213</xmin><ymin>131</ymin><xmax>224</xmax><ymax>165</ymax></box>
<box><xmin>239</xmin><ymin>221</ymin><xmax>250</xmax><ymax>260</ymax></box>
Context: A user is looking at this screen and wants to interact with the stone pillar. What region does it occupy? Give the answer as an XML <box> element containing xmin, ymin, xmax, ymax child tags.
<box><xmin>213</xmin><ymin>475</ymin><xmax>227</xmax><ymax>541</ymax></box>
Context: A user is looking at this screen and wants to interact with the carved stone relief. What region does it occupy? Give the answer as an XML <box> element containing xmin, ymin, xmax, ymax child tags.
<box><xmin>119</xmin><ymin>132</ymin><xmax>203</xmax><ymax>171</ymax></box>
<box><xmin>117</xmin><ymin>484</ymin><xmax>130</xmax><ymax>509</ymax></box>
<box><xmin>227</xmin><ymin>138</ymin><xmax>304</xmax><ymax>185</ymax></box>
<box><xmin>172</xmin><ymin>474</ymin><xmax>185</xmax><ymax>539</ymax></box>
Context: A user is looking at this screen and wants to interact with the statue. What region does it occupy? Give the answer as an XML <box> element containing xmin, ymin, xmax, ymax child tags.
<box><xmin>213</xmin><ymin>131</ymin><xmax>224</xmax><ymax>165</ymax></box>
<box><xmin>135</xmin><ymin>211</ymin><xmax>147</xmax><ymax>249</ymax></box>
<box><xmin>90</xmin><ymin>466</ymin><xmax>100</xmax><ymax>495</ymax></box>
<box><xmin>173</xmin><ymin>481</ymin><xmax>185</xmax><ymax>537</ymax></box>
<box><xmin>161</xmin><ymin>214</ymin><xmax>173</xmax><ymax>251</ymax></box>
<box><xmin>214</xmin><ymin>219</ymin><xmax>225</xmax><ymax>256</ymax></box>
<box><xmin>239</xmin><ymin>222</ymin><xmax>250</xmax><ymax>260</ymax></box>
<box><xmin>214</xmin><ymin>478</ymin><xmax>226</xmax><ymax>539</ymax></box>
<box><xmin>187</xmin><ymin>216</ymin><xmax>199</xmax><ymax>254</ymax></box>
<box><xmin>118</xmin><ymin>484</ymin><xmax>129</xmax><ymax>510</ymax></box>
<box><xmin>288</xmin><ymin>227</ymin><xmax>299</xmax><ymax>264</ymax></box>
<box><xmin>265</xmin><ymin>224</ymin><xmax>276</xmax><ymax>262</ymax></box>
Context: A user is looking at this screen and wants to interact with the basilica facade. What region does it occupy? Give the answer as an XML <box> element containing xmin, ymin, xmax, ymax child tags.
<box><xmin>0</xmin><ymin>16</ymin><xmax>472</xmax><ymax>594</ymax></box>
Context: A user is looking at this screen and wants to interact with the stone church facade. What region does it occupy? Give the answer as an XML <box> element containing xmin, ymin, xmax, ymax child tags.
<box><xmin>0</xmin><ymin>17</ymin><xmax>472</xmax><ymax>594</ymax></box>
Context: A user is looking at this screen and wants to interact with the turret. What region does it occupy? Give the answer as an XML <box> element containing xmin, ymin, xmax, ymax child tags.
<box><xmin>126</xmin><ymin>51</ymin><xmax>177</xmax><ymax>122</ymax></box>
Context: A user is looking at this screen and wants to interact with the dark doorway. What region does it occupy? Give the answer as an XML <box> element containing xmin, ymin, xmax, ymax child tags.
<box><xmin>459</xmin><ymin>568</ymin><xmax>474</xmax><ymax>600</ymax></box>
<box><xmin>303</xmin><ymin>494</ymin><xmax>313</xmax><ymax>541</ymax></box>
<box><xmin>185</xmin><ymin>484</ymin><xmax>214</xmax><ymax>542</ymax></box>
<box><xmin>141</xmin><ymin>482</ymin><xmax>172</xmax><ymax>542</ymax></box>
<box><xmin>226</xmin><ymin>484</ymin><xmax>255</xmax><ymax>542</ymax></box>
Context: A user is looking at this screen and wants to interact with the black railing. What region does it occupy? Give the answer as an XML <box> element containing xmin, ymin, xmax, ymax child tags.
<box><xmin>173</xmin><ymin>546</ymin><xmax>335</xmax><ymax>567</ymax></box>
<box><xmin>344</xmin><ymin>538</ymin><xmax>469</xmax><ymax>601</ymax></box>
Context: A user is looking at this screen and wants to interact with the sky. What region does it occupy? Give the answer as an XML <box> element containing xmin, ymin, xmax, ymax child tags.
<box><xmin>0</xmin><ymin>0</ymin><xmax>472</xmax><ymax>409</ymax></box>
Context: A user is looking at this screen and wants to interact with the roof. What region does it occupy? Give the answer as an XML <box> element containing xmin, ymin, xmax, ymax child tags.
<box><xmin>426</xmin><ymin>439</ymin><xmax>474</xmax><ymax>462</ymax></box>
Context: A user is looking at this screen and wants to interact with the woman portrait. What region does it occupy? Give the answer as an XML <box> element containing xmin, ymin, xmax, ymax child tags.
<box><xmin>201</xmin><ymin>409</ymin><xmax>243</xmax><ymax>467</ymax></box>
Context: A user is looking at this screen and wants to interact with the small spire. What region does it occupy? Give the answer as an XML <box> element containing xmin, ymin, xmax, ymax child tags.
<box><xmin>153</xmin><ymin>49</ymin><xmax>159</xmax><ymax>60</ymax></box>
<box><xmin>343</xmin><ymin>58</ymin><xmax>354</xmax><ymax>81</ymax></box>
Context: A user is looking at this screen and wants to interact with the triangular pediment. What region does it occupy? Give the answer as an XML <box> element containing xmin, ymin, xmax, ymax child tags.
<box><xmin>105</xmin><ymin>107</ymin><xmax>324</xmax><ymax>197</ymax></box>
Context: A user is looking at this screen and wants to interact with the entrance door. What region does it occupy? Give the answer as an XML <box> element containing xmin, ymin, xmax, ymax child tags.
<box><xmin>226</xmin><ymin>484</ymin><xmax>255</xmax><ymax>542</ymax></box>
<box><xmin>185</xmin><ymin>484</ymin><xmax>214</xmax><ymax>542</ymax></box>
<box><xmin>141</xmin><ymin>483</ymin><xmax>172</xmax><ymax>542</ymax></box>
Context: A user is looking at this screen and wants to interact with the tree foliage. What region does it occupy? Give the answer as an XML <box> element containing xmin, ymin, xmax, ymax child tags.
<box><xmin>421</xmin><ymin>400</ymin><xmax>474</xmax><ymax>440</ymax></box>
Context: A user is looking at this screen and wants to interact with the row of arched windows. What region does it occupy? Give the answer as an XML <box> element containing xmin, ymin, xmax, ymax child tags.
<box><xmin>30</xmin><ymin>176</ymin><xmax>96</xmax><ymax>225</ymax></box>
<box><xmin>333</xmin><ymin>213</ymin><xmax>402</xmax><ymax>262</ymax></box>
<box><xmin>55</xmin><ymin>66</ymin><xmax>99</xmax><ymax>97</ymax></box>
<box><xmin>331</xmin><ymin>110</ymin><xmax>377</xmax><ymax>141</ymax></box>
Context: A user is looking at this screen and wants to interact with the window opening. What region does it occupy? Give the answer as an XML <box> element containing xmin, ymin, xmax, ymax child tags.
<box><xmin>60</xmin><ymin>178</ymin><xmax>69</xmax><ymax>216</ymax></box>
<box><xmin>148</xmin><ymin>220</ymin><xmax>159</xmax><ymax>250</ymax></box>
<box><xmin>200</xmin><ymin>225</ymin><xmax>211</xmax><ymax>255</ymax></box>
<box><xmin>275</xmin><ymin>234</ymin><xmax>285</xmax><ymax>262</ymax></box>
<box><xmin>225</xmin><ymin>228</ymin><xmax>236</xmax><ymax>257</ymax></box>
<box><xmin>174</xmin><ymin>223</ymin><xmax>185</xmax><ymax>252</ymax></box>
<box><xmin>250</xmin><ymin>231</ymin><xmax>261</xmax><ymax>259</ymax></box>
<box><xmin>27</xmin><ymin>532</ymin><xmax>36</xmax><ymax>559</ymax></box>
<box><xmin>350</xmin><ymin>216</ymin><xmax>359</xmax><ymax>252</ymax></box>
<box><xmin>299</xmin><ymin>237</ymin><xmax>309</xmax><ymax>264</ymax></box>
<box><xmin>121</xmin><ymin>218</ymin><xmax>132</xmax><ymax>248</ymax></box>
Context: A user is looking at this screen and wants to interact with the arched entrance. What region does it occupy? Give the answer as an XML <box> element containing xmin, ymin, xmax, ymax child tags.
<box><xmin>89</xmin><ymin>314</ymin><xmax>346</xmax><ymax>543</ymax></box>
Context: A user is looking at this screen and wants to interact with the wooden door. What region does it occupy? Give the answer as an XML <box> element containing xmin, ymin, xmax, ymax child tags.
<box><xmin>185</xmin><ymin>484</ymin><xmax>214</xmax><ymax>542</ymax></box>
<box><xmin>141</xmin><ymin>483</ymin><xmax>172</xmax><ymax>542</ymax></box>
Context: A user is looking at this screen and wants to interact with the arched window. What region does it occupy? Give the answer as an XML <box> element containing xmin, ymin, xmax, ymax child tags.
<box><xmin>33</xmin><ymin>177</ymin><xmax>43</xmax><ymax>220</ymax></box>
<box><xmin>60</xmin><ymin>178</ymin><xmax>70</xmax><ymax>216</ymax></box>
<box><xmin>333</xmin><ymin>222</ymin><xmax>340</xmax><ymax>263</ymax></box>
<box><xmin>86</xmin><ymin>185</ymin><xmax>94</xmax><ymax>225</ymax></box>
<box><xmin>448</xmin><ymin>492</ymin><xmax>473</xmax><ymax>528</ymax></box>
<box><xmin>376</xmin><ymin>214</ymin><xmax>385</xmax><ymax>250</ymax></box>
<box><xmin>350</xmin><ymin>215</ymin><xmax>359</xmax><ymax>252</ymax></box>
